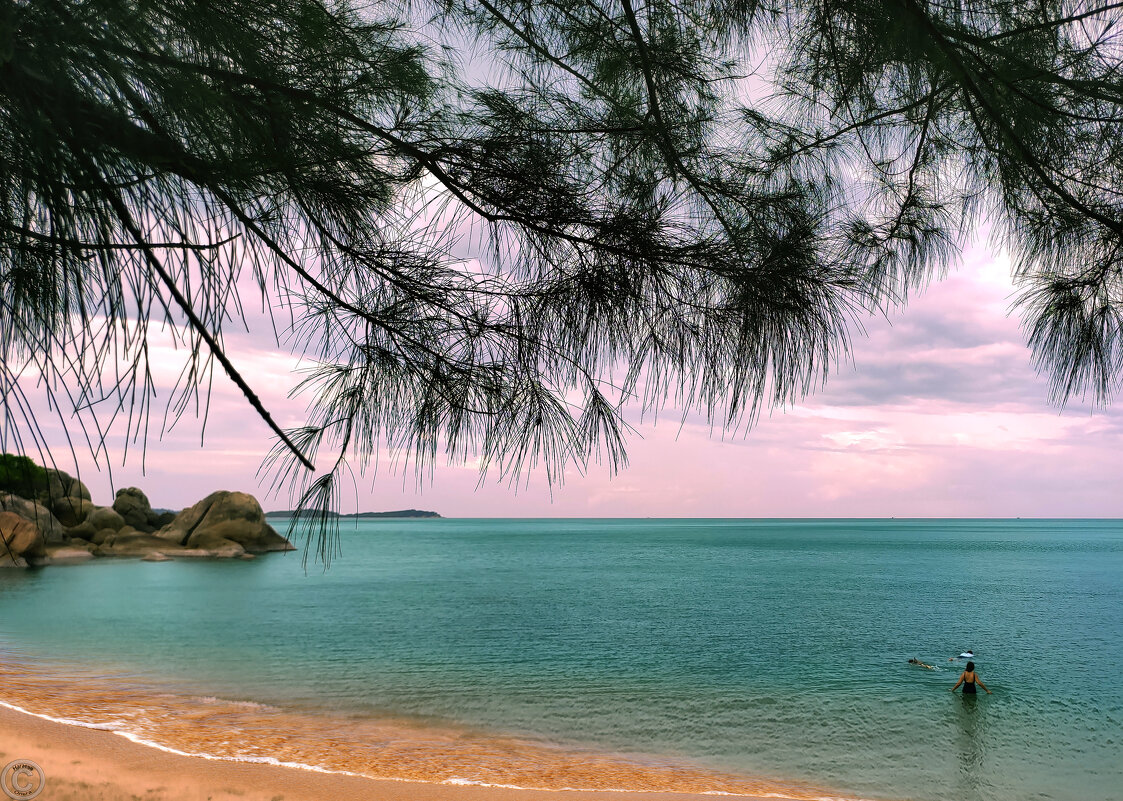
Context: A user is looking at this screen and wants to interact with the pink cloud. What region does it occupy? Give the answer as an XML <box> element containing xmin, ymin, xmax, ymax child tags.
<box><xmin>14</xmin><ymin>242</ymin><xmax>1123</xmax><ymax>518</ymax></box>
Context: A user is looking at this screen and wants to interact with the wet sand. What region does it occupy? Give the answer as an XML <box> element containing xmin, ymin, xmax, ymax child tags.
<box><xmin>0</xmin><ymin>704</ymin><xmax>784</xmax><ymax>801</ymax></box>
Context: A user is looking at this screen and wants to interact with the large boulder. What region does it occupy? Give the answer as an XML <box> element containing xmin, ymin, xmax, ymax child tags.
<box><xmin>0</xmin><ymin>492</ymin><xmax>66</xmax><ymax>543</ymax></box>
<box><xmin>51</xmin><ymin>496</ymin><xmax>96</xmax><ymax>527</ymax></box>
<box><xmin>113</xmin><ymin>487</ymin><xmax>154</xmax><ymax>532</ymax></box>
<box><xmin>43</xmin><ymin>468</ymin><xmax>92</xmax><ymax>503</ymax></box>
<box><xmin>86</xmin><ymin>506</ymin><xmax>126</xmax><ymax>532</ymax></box>
<box><xmin>158</xmin><ymin>491</ymin><xmax>295</xmax><ymax>554</ymax></box>
<box><xmin>0</xmin><ymin>510</ymin><xmax>45</xmax><ymax>565</ymax></box>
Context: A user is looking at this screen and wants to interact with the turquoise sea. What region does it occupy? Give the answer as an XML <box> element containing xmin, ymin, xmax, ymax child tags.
<box><xmin>1</xmin><ymin>518</ymin><xmax>1121</xmax><ymax>801</ymax></box>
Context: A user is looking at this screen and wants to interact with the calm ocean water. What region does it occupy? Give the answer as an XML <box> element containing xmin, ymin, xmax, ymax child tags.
<box><xmin>1</xmin><ymin>518</ymin><xmax>1121</xmax><ymax>801</ymax></box>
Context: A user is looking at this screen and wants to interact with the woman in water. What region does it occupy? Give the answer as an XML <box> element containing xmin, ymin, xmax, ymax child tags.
<box><xmin>950</xmin><ymin>661</ymin><xmax>991</xmax><ymax>694</ymax></box>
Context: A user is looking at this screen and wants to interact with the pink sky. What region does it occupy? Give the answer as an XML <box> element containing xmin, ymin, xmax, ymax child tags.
<box><xmin>17</xmin><ymin>241</ymin><xmax>1123</xmax><ymax>518</ymax></box>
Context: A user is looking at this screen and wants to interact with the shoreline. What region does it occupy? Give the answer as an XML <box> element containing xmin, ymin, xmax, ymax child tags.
<box><xmin>0</xmin><ymin>654</ymin><xmax>859</xmax><ymax>801</ymax></box>
<box><xmin>0</xmin><ymin>704</ymin><xmax>784</xmax><ymax>801</ymax></box>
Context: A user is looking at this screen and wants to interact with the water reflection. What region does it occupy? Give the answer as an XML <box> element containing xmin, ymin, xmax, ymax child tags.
<box><xmin>955</xmin><ymin>693</ymin><xmax>987</xmax><ymax>800</ymax></box>
<box><xmin>0</xmin><ymin>567</ymin><xmax>37</xmax><ymax>596</ymax></box>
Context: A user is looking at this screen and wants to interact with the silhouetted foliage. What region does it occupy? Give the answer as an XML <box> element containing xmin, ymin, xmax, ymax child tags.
<box><xmin>0</xmin><ymin>453</ymin><xmax>49</xmax><ymax>499</ymax></box>
<box><xmin>2</xmin><ymin>1</ymin><xmax>1122</xmax><ymax>561</ymax></box>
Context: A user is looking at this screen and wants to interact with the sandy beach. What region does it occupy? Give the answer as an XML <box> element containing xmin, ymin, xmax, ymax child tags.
<box><xmin>0</xmin><ymin>704</ymin><xmax>777</xmax><ymax>801</ymax></box>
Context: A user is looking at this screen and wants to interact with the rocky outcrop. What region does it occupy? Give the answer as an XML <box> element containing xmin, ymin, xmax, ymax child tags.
<box><xmin>1</xmin><ymin>510</ymin><xmax>45</xmax><ymax>567</ymax></box>
<box><xmin>157</xmin><ymin>491</ymin><xmax>295</xmax><ymax>554</ymax></box>
<box><xmin>90</xmin><ymin>491</ymin><xmax>296</xmax><ymax>560</ymax></box>
<box><xmin>0</xmin><ymin>457</ymin><xmax>294</xmax><ymax>566</ymax></box>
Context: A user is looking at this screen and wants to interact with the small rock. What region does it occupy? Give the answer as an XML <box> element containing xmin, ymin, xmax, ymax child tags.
<box><xmin>141</xmin><ymin>552</ymin><xmax>172</xmax><ymax>562</ymax></box>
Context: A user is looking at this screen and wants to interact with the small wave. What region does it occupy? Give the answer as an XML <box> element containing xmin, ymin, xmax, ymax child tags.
<box><xmin>111</xmin><ymin>729</ymin><xmax>371</xmax><ymax>778</ymax></box>
<box><xmin>194</xmin><ymin>695</ymin><xmax>273</xmax><ymax>710</ymax></box>
<box><xmin>1</xmin><ymin>697</ymin><xmax>370</xmax><ymax>778</ymax></box>
<box><xmin>0</xmin><ymin>698</ymin><xmax>128</xmax><ymax>732</ymax></box>
<box><xmin>441</xmin><ymin>777</ymin><xmax>832</xmax><ymax>797</ymax></box>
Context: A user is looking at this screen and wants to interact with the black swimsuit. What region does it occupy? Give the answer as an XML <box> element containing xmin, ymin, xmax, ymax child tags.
<box><xmin>963</xmin><ymin>673</ymin><xmax>977</xmax><ymax>694</ymax></box>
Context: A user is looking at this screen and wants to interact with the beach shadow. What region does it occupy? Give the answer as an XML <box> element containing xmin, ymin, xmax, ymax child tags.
<box><xmin>954</xmin><ymin>693</ymin><xmax>988</xmax><ymax>800</ymax></box>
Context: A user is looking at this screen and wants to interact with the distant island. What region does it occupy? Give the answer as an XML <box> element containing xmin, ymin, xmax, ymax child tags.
<box><xmin>265</xmin><ymin>509</ymin><xmax>441</xmax><ymax>519</ymax></box>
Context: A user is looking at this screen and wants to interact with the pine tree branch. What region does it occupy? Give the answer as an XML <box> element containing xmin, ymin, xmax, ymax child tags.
<box><xmin>95</xmin><ymin>179</ymin><xmax>317</xmax><ymax>472</ymax></box>
<box><xmin>897</xmin><ymin>0</ymin><xmax>1123</xmax><ymax>241</ymax></box>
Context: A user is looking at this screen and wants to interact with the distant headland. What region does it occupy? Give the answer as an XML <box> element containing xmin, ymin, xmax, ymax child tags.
<box><xmin>265</xmin><ymin>509</ymin><xmax>441</xmax><ymax>519</ymax></box>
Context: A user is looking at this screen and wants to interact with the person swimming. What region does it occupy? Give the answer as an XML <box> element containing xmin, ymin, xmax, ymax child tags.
<box><xmin>948</xmin><ymin>649</ymin><xmax>974</xmax><ymax>661</ymax></box>
<box><xmin>908</xmin><ymin>658</ymin><xmax>935</xmax><ymax>669</ymax></box>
